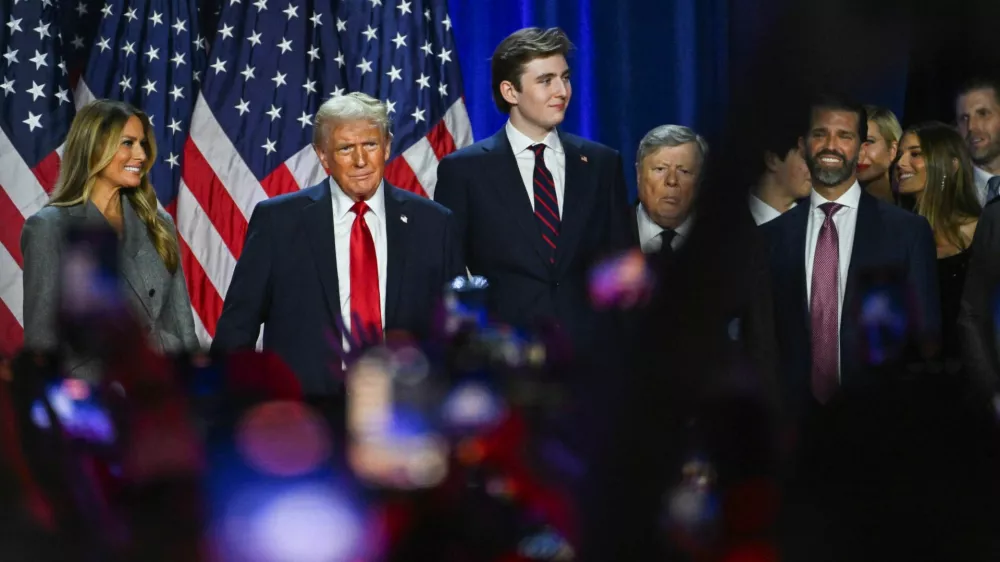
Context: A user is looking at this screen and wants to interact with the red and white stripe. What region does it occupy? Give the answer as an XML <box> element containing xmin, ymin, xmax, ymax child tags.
<box><xmin>0</xmin><ymin>93</ymin><xmax>473</xmax><ymax>354</ymax></box>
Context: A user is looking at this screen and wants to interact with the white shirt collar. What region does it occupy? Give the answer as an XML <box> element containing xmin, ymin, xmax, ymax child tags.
<box><xmin>748</xmin><ymin>194</ymin><xmax>791</xmax><ymax>225</ymax></box>
<box><xmin>505</xmin><ymin>120</ymin><xmax>564</xmax><ymax>156</ymax></box>
<box><xmin>329</xmin><ymin>177</ymin><xmax>386</xmax><ymax>221</ymax></box>
<box><xmin>975</xmin><ymin>166</ymin><xmax>995</xmax><ymax>186</ymax></box>
<box><xmin>809</xmin><ymin>180</ymin><xmax>862</xmax><ymax>211</ymax></box>
<box><xmin>637</xmin><ymin>203</ymin><xmax>694</xmax><ymax>251</ymax></box>
<box><xmin>674</xmin><ymin>212</ymin><xmax>695</xmax><ymax>239</ymax></box>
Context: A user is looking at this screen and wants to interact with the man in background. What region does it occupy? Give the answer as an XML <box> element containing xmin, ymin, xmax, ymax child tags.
<box><xmin>956</xmin><ymin>77</ymin><xmax>1000</xmax><ymax>205</ymax></box>
<box><xmin>763</xmin><ymin>93</ymin><xmax>939</xmax><ymax>416</ymax></box>
<box><xmin>748</xmin><ymin>124</ymin><xmax>813</xmax><ymax>226</ymax></box>
<box><xmin>434</xmin><ymin>27</ymin><xmax>631</xmax><ymax>356</ymax></box>
<box><xmin>630</xmin><ymin>125</ymin><xmax>706</xmax><ymax>252</ymax></box>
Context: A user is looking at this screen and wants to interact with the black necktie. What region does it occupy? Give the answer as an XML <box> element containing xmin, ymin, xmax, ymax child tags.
<box><xmin>987</xmin><ymin>176</ymin><xmax>1000</xmax><ymax>204</ymax></box>
<box><xmin>530</xmin><ymin>144</ymin><xmax>560</xmax><ymax>264</ymax></box>
<box><xmin>658</xmin><ymin>229</ymin><xmax>677</xmax><ymax>254</ymax></box>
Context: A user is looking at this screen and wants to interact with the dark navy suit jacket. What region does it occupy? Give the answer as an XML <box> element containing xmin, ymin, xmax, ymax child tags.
<box><xmin>434</xmin><ymin>128</ymin><xmax>631</xmax><ymax>353</ymax></box>
<box><xmin>212</xmin><ymin>180</ymin><xmax>464</xmax><ymax>395</ymax></box>
<box><xmin>762</xmin><ymin>190</ymin><xmax>940</xmax><ymax>417</ymax></box>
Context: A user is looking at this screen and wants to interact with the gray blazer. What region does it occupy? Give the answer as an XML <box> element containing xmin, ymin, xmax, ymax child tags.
<box><xmin>20</xmin><ymin>196</ymin><xmax>199</xmax><ymax>369</ymax></box>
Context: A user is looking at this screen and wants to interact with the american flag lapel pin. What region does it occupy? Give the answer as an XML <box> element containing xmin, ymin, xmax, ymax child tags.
<box><xmin>580</xmin><ymin>155</ymin><xmax>588</xmax><ymax>163</ymax></box>
<box><xmin>400</xmin><ymin>214</ymin><xmax>408</xmax><ymax>223</ymax></box>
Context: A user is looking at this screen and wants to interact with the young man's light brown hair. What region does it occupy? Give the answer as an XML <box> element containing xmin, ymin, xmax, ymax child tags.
<box><xmin>490</xmin><ymin>27</ymin><xmax>574</xmax><ymax>114</ymax></box>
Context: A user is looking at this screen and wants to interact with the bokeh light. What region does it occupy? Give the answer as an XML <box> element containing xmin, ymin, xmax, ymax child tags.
<box><xmin>346</xmin><ymin>356</ymin><xmax>393</xmax><ymax>440</ymax></box>
<box><xmin>346</xmin><ymin>351</ymin><xmax>449</xmax><ymax>489</ymax></box>
<box><xmin>588</xmin><ymin>248</ymin><xmax>655</xmax><ymax>310</ymax></box>
<box><xmin>348</xmin><ymin>435</ymin><xmax>448</xmax><ymax>490</ymax></box>
<box><xmin>441</xmin><ymin>381</ymin><xmax>505</xmax><ymax>431</ymax></box>
<box><xmin>236</xmin><ymin>401</ymin><xmax>331</xmax><ymax>477</ymax></box>
<box><xmin>223</xmin><ymin>484</ymin><xmax>363</xmax><ymax>562</ymax></box>
<box><xmin>517</xmin><ymin>528</ymin><xmax>575</xmax><ymax>561</ymax></box>
<box><xmin>388</xmin><ymin>345</ymin><xmax>430</xmax><ymax>386</ymax></box>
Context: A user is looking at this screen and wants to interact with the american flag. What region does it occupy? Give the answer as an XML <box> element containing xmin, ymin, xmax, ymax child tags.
<box><xmin>0</xmin><ymin>0</ymin><xmax>473</xmax><ymax>354</ymax></box>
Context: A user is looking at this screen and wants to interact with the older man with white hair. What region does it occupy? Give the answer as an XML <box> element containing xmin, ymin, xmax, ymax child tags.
<box><xmin>631</xmin><ymin>124</ymin><xmax>708</xmax><ymax>254</ymax></box>
<box><xmin>213</xmin><ymin>92</ymin><xmax>464</xmax><ymax>395</ymax></box>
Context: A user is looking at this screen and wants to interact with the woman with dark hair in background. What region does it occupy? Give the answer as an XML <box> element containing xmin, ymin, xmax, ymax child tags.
<box><xmin>894</xmin><ymin>121</ymin><xmax>981</xmax><ymax>360</ymax></box>
<box><xmin>20</xmin><ymin>99</ymin><xmax>199</xmax><ymax>376</ymax></box>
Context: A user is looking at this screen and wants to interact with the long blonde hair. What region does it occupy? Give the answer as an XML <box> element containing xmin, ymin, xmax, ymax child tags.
<box><xmin>48</xmin><ymin>99</ymin><xmax>179</xmax><ymax>273</ymax></box>
<box><xmin>905</xmin><ymin>121</ymin><xmax>982</xmax><ymax>251</ymax></box>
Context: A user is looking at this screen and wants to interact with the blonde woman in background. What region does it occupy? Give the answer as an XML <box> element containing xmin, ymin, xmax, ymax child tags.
<box><xmin>857</xmin><ymin>104</ymin><xmax>902</xmax><ymax>203</ymax></box>
<box><xmin>894</xmin><ymin>121</ymin><xmax>981</xmax><ymax>360</ymax></box>
<box><xmin>20</xmin><ymin>99</ymin><xmax>198</xmax><ymax>372</ymax></box>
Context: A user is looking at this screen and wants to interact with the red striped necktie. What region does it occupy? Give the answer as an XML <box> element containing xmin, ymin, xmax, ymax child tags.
<box><xmin>530</xmin><ymin>144</ymin><xmax>560</xmax><ymax>264</ymax></box>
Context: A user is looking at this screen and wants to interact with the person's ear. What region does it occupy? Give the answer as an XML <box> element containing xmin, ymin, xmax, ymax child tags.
<box><xmin>499</xmin><ymin>80</ymin><xmax>519</xmax><ymax>108</ymax></box>
<box><xmin>313</xmin><ymin>143</ymin><xmax>330</xmax><ymax>174</ymax></box>
<box><xmin>764</xmin><ymin>151</ymin><xmax>781</xmax><ymax>173</ymax></box>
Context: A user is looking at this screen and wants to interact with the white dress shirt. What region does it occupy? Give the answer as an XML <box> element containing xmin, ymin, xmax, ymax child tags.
<box><xmin>506</xmin><ymin>121</ymin><xmax>566</xmax><ymax>217</ymax></box>
<box><xmin>805</xmin><ymin>181</ymin><xmax>862</xmax><ymax>377</ymax></box>
<box><xmin>974</xmin><ymin>166</ymin><xmax>997</xmax><ymax>206</ymax></box>
<box><xmin>748</xmin><ymin>194</ymin><xmax>795</xmax><ymax>226</ymax></box>
<box><xmin>330</xmin><ymin>178</ymin><xmax>388</xmax><ymax>333</ymax></box>
<box><xmin>636</xmin><ymin>203</ymin><xmax>694</xmax><ymax>254</ymax></box>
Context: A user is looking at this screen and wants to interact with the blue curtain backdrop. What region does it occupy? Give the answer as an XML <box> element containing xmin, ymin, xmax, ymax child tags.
<box><xmin>447</xmin><ymin>0</ymin><xmax>913</xmax><ymax>201</ymax></box>
<box><xmin>448</xmin><ymin>0</ymin><xmax>729</xmax><ymax>200</ymax></box>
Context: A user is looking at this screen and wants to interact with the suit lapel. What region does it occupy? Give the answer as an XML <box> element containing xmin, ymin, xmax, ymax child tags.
<box><xmin>788</xmin><ymin>204</ymin><xmax>810</xmax><ymax>331</ymax></box>
<box><xmin>555</xmin><ymin>132</ymin><xmax>597</xmax><ymax>275</ymax></box>
<box><xmin>383</xmin><ymin>185</ymin><xmax>406</xmax><ymax>327</ymax></box>
<box><xmin>120</xmin><ymin>196</ymin><xmax>168</xmax><ymax>321</ymax></box>
<box><xmin>302</xmin><ymin>183</ymin><xmax>342</xmax><ymax>325</ymax></box>
<box><xmin>484</xmin><ymin>130</ymin><xmax>550</xmax><ymax>269</ymax></box>
<box><xmin>844</xmin><ymin>192</ymin><xmax>878</xmax><ymax>326</ymax></box>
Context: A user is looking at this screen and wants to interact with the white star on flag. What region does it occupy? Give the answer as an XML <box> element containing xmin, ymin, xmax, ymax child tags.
<box><xmin>23</xmin><ymin>111</ymin><xmax>42</xmax><ymax>131</ymax></box>
<box><xmin>26</xmin><ymin>81</ymin><xmax>45</xmax><ymax>101</ymax></box>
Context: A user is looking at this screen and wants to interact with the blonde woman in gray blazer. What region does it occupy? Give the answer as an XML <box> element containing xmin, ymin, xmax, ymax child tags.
<box><xmin>20</xmin><ymin>99</ymin><xmax>198</xmax><ymax>370</ymax></box>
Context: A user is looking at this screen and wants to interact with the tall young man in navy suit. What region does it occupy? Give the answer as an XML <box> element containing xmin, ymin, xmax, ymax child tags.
<box><xmin>213</xmin><ymin>93</ymin><xmax>463</xmax><ymax>395</ymax></box>
<box><xmin>763</xmin><ymin>94</ymin><xmax>940</xmax><ymax>418</ymax></box>
<box><xmin>434</xmin><ymin>27</ymin><xmax>631</xmax><ymax>355</ymax></box>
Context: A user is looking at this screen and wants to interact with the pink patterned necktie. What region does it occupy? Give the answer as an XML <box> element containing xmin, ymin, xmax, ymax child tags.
<box><xmin>811</xmin><ymin>202</ymin><xmax>843</xmax><ymax>404</ymax></box>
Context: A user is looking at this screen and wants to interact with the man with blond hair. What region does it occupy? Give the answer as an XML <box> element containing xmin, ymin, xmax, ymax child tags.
<box><xmin>214</xmin><ymin>92</ymin><xmax>463</xmax><ymax>394</ymax></box>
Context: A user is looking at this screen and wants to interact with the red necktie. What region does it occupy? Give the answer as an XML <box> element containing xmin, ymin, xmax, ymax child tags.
<box><xmin>530</xmin><ymin>144</ymin><xmax>560</xmax><ymax>264</ymax></box>
<box><xmin>810</xmin><ymin>202</ymin><xmax>842</xmax><ymax>403</ymax></box>
<box><xmin>350</xmin><ymin>201</ymin><xmax>382</xmax><ymax>341</ymax></box>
